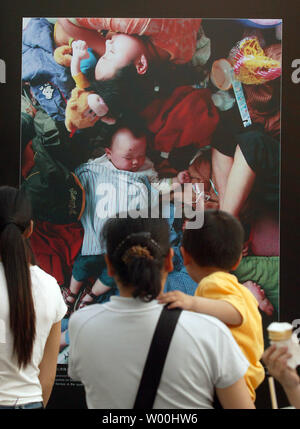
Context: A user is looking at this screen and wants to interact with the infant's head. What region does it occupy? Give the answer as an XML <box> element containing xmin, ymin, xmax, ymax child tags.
<box><xmin>105</xmin><ymin>126</ymin><xmax>147</xmax><ymax>172</ymax></box>
<box><xmin>95</xmin><ymin>34</ymin><xmax>147</xmax><ymax>81</ymax></box>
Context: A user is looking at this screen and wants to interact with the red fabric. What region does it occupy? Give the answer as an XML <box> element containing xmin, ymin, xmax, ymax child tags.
<box><xmin>22</xmin><ymin>141</ymin><xmax>35</xmax><ymax>178</ymax></box>
<box><xmin>244</xmin><ymin>81</ymin><xmax>280</xmax><ymax>139</ymax></box>
<box><xmin>30</xmin><ymin>220</ymin><xmax>84</xmax><ymax>285</ymax></box>
<box><xmin>141</xmin><ymin>86</ymin><xmax>219</xmax><ymax>153</ymax></box>
<box><xmin>249</xmin><ymin>213</ymin><xmax>279</xmax><ymax>257</ymax></box>
<box><xmin>74</xmin><ymin>18</ymin><xmax>202</xmax><ymax>64</ymax></box>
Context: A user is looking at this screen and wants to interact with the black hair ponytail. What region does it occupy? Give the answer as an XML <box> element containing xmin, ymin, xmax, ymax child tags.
<box><xmin>101</xmin><ymin>216</ymin><xmax>170</xmax><ymax>301</ymax></box>
<box><xmin>0</xmin><ymin>186</ymin><xmax>36</xmax><ymax>368</ymax></box>
<box><xmin>124</xmin><ymin>256</ymin><xmax>163</xmax><ymax>302</ymax></box>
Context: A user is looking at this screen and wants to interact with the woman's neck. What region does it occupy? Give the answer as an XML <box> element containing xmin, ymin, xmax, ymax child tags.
<box><xmin>117</xmin><ymin>277</ymin><xmax>166</xmax><ymax>298</ymax></box>
<box><xmin>119</xmin><ymin>287</ymin><xmax>135</xmax><ymax>298</ymax></box>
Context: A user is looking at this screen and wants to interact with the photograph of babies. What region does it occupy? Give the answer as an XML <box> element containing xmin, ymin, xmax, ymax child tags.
<box><xmin>20</xmin><ymin>16</ymin><xmax>281</xmax><ymax>396</ymax></box>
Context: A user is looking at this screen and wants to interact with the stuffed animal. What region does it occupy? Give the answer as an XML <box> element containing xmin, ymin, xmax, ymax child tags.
<box><xmin>65</xmin><ymin>87</ymin><xmax>101</xmax><ymax>136</ymax></box>
<box><xmin>54</xmin><ymin>45</ymin><xmax>73</xmax><ymax>67</ymax></box>
<box><xmin>53</xmin><ymin>42</ymin><xmax>115</xmax><ymax>135</ymax></box>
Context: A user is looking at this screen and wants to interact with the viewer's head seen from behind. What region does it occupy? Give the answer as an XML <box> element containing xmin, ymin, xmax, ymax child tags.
<box><xmin>0</xmin><ymin>186</ymin><xmax>35</xmax><ymax>368</ymax></box>
<box><xmin>182</xmin><ymin>210</ymin><xmax>244</xmax><ymax>272</ymax></box>
<box><xmin>101</xmin><ymin>216</ymin><xmax>173</xmax><ymax>302</ymax></box>
<box><xmin>0</xmin><ymin>186</ymin><xmax>34</xmax><ymax>268</ymax></box>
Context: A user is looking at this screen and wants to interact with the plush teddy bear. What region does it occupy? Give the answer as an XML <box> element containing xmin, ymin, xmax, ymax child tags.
<box><xmin>65</xmin><ymin>87</ymin><xmax>100</xmax><ymax>135</ymax></box>
<box><xmin>54</xmin><ymin>45</ymin><xmax>73</xmax><ymax>67</ymax></box>
<box><xmin>64</xmin><ymin>85</ymin><xmax>118</xmax><ymax>136</ymax></box>
<box><xmin>53</xmin><ymin>41</ymin><xmax>116</xmax><ymax>135</ymax></box>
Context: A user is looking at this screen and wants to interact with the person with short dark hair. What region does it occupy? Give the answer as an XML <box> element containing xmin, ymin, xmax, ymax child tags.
<box><xmin>68</xmin><ymin>216</ymin><xmax>254</xmax><ymax>409</ymax></box>
<box><xmin>182</xmin><ymin>209</ymin><xmax>245</xmax><ymax>270</ymax></box>
<box><xmin>159</xmin><ymin>209</ymin><xmax>265</xmax><ymax>402</ymax></box>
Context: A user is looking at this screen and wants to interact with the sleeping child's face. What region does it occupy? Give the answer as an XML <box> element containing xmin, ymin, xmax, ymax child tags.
<box><xmin>105</xmin><ymin>127</ymin><xmax>147</xmax><ymax>172</ymax></box>
<box><xmin>95</xmin><ymin>34</ymin><xmax>144</xmax><ymax>80</ymax></box>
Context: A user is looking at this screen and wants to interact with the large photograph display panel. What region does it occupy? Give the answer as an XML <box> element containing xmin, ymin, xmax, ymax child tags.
<box><xmin>20</xmin><ymin>17</ymin><xmax>281</xmax><ymax>384</ymax></box>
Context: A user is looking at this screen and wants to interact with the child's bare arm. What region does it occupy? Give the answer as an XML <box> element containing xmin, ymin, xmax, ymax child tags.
<box><xmin>56</xmin><ymin>18</ymin><xmax>106</xmax><ymax>57</ymax></box>
<box><xmin>158</xmin><ymin>290</ymin><xmax>243</xmax><ymax>326</ymax></box>
<box><xmin>71</xmin><ymin>40</ymin><xmax>89</xmax><ymax>78</ymax></box>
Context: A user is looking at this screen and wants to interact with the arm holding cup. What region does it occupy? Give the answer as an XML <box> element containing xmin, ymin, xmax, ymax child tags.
<box><xmin>263</xmin><ymin>322</ymin><xmax>300</xmax><ymax>409</ymax></box>
<box><xmin>262</xmin><ymin>345</ymin><xmax>300</xmax><ymax>409</ymax></box>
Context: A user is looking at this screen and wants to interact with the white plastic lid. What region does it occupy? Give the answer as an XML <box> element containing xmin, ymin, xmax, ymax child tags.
<box><xmin>267</xmin><ymin>322</ymin><xmax>293</xmax><ymax>332</ymax></box>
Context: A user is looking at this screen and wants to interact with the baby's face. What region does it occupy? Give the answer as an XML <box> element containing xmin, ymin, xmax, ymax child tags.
<box><xmin>95</xmin><ymin>34</ymin><xmax>143</xmax><ymax>80</ymax></box>
<box><xmin>106</xmin><ymin>128</ymin><xmax>146</xmax><ymax>172</ymax></box>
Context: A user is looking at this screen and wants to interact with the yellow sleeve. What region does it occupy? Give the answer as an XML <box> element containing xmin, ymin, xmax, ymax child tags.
<box><xmin>73</xmin><ymin>72</ymin><xmax>90</xmax><ymax>89</ymax></box>
<box><xmin>195</xmin><ymin>277</ymin><xmax>247</xmax><ymax>324</ymax></box>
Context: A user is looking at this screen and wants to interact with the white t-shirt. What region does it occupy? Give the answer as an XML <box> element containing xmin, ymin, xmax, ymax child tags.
<box><xmin>0</xmin><ymin>263</ymin><xmax>67</xmax><ymax>406</ymax></box>
<box><xmin>68</xmin><ymin>296</ymin><xmax>249</xmax><ymax>409</ymax></box>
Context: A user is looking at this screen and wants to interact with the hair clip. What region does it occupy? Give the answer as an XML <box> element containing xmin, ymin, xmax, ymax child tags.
<box><xmin>114</xmin><ymin>231</ymin><xmax>160</xmax><ymax>256</ymax></box>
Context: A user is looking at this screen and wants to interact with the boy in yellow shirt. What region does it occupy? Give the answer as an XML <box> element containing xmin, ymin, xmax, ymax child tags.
<box><xmin>158</xmin><ymin>209</ymin><xmax>264</xmax><ymax>401</ymax></box>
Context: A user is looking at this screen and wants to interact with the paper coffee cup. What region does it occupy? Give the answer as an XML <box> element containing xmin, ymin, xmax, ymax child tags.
<box><xmin>267</xmin><ymin>322</ymin><xmax>293</xmax><ymax>342</ymax></box>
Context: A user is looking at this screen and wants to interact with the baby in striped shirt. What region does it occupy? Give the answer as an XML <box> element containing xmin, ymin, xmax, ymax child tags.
<box><xmin>62</xmin><ymin>120</ymin><xmax>191</xmax><ymax>319</ymax></box>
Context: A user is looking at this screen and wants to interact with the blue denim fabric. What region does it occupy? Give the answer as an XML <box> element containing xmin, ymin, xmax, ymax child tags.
<box><xmin>164</xmin><ymin>262</ymin><xmax>198</xmax><ymax>296</ymax></box>
<box><xmin>22</xmin><ymin>19</ymin><xmax>74</xmax><ymax>121</ymax></box>
<box><xmin>164</xmin><ymin>203</ymin><xmax>198</xmax><ymax>296</ymax></box>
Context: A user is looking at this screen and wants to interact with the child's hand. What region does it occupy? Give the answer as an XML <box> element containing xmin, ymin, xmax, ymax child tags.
<box><xmin>158</xmin><ymin>290</ymin><xmax>194</xmax><ymax>311</ymax></box>
<box><xmin>177</xmin><ymin>170</ymin><xmax>191</xmax><ymax>184</ymax></box>
<box><xmin>72</xmin><ymin>40</ymin><xmax>89</xmax><ymax>60</ymax></box>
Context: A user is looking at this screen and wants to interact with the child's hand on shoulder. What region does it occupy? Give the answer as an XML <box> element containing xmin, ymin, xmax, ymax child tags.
<box><xmin>177</xmin><ymin>170</ymin><xmax>191</xmax><ymax>184</ymax></box>
<box><xmin>72</xmin><ymin>40</ymin><xmax>89</xmax><ymax>60</ymax></box>
<box><xmin>158</xmin><ymin>290</ymin><xmax>194</xmax><ymax>311</ymax></box>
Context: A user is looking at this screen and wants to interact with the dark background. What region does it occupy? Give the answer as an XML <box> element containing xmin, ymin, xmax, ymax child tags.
<box><xmin>0</xmin><ymin>0</ymin><xmax>299</xmax><ymax>411</ymax></box>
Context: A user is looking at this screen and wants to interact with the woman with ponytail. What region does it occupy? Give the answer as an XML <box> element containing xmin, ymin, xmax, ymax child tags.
<box><xmin>68</xmin><ymin>215</ymin><xmax>254</xmax><ymax>409</ymax></box>
<box><xmin>0</xmin><ymin>186</ymin><xmax>67</xmax><ymax>409</ymax></box>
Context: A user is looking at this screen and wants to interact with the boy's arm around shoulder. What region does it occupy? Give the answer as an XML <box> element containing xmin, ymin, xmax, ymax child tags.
<box><xmin>194</xmin><ymin>277</ymin><xmax>245</xmax><ymax>326</ymax></box>
<box><xmin>158</xmin><ymin>288</ymin><xmax>243</xmax><ymax>326</ymax></box>
<box><xmin>191</xmin><ymin>295</ymin><xmax>243</xmax><ymax>326</ymax></box>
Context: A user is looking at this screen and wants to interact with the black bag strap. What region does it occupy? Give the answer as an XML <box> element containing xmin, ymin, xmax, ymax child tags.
<box><xmin>133</xmin><ymin>306</ymin><xmax>182</xmax><ymax>409</ymax></box>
